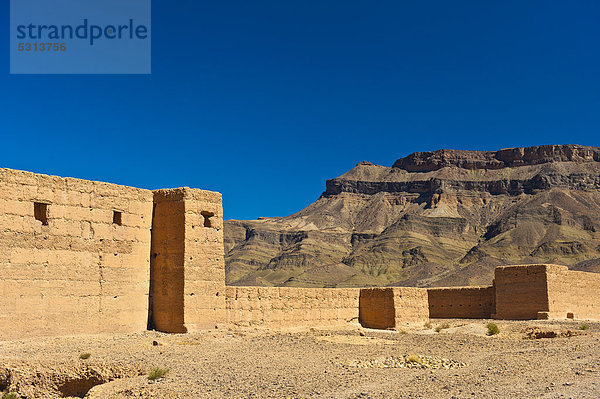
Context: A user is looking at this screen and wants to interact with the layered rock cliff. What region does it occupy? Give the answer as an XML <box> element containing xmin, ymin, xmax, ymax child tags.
<box><xmin>225</xmin><ymin>145</ymin><xmax>600</xmax><ymax>287</ymax></box>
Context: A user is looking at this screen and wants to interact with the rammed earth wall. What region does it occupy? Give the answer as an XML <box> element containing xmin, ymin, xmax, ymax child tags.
<box><xmin>0</xmin><ymin>168</ymin><xmax>153</xmax><ymax>340</ymax></box>
<box><xmin>494</xmin><ymin>264</ymin><xmax>555</xmax><ymax>320</ymax></box>
<box><xmin>494</xmin><ymin>264</ymin><xmax>600</xmax><ymax>321</ymax></box>
<box><xmin>427</xmin><ymin>286</ymin><xmax>495</xmax><ymax>319</ymax></box>
<box><xmin>225</xmin><ymin>287</ymin><xmax>359</xmax><ymax>328</ymax></box>
<box><xmin>545</xmin><ymin>266</ymin><xmax>600</xmax><ymax>320</ymax></box>
<box><xmin>1</xmin><ymin>167</ymin><xmax>599</xmax><ymax>341</ymax></box>
<box><xmin>150</xmin><ymin>188</ymin><xmax>226</xmax><ymax>333</ymax></box>
<box><xmin>0</xmin><ymin>169</ymin><xmax>226</xmax><ymax>341</ymax></box>
<box><xmin>358</xmin><ymin>288</ymin><xmax>429</xmax><ymax>329</ymax></box>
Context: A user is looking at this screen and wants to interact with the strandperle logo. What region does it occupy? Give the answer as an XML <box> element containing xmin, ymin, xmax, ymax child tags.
<box><xmin>10</xmin><ymin>0</ymin><xmax>151</xmax><ymax>74</ymax></box>
<box><xmin>16</xmin><ymin>19</ymin><xmax>149</xmax><ymax>46</ymax></box>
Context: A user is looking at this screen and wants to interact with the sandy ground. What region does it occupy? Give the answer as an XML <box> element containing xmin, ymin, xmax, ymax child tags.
<box><xmin>1</xmin><ymin>319</ymin><xmax>600</xmax><ymax>398</ymax></box>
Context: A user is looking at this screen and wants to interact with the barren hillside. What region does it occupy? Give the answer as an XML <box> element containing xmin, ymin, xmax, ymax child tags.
<box><xmin>225</xmin><ymin>144</ymin><xmax>600</xmax><ymax>287</ymax></box>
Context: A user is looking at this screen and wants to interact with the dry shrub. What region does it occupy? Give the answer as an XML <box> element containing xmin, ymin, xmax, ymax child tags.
<box><xmin>148</xmin><ymin>367</ymin><xmax>169</xmax><ymax>381</ymax></box>
<box><xmin>405</xmin><ymin>354</ymin><xmax>422</xmax><ymax>364</ymax></box>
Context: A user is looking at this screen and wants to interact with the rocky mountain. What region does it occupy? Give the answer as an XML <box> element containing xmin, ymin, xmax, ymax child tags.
<box><xmin>224</xmin><ymin>144</ymin><xmax>600</xmax><ymax>287</ymax></box>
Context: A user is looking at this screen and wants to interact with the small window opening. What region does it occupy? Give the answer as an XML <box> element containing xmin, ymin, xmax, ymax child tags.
<box><xmin>34</xmin><ymin>202</ymin><xmax>48</xmax><ymax>226</ymax></box>
<box><xmin>113</xmin><ymin>211</ymin><xmax>122</xmax><ymax>226</ymax></box>
<box><xmin>201</xmin><ymin>211</ymin><xmax>214</xmax><ymax>228</ymax></box>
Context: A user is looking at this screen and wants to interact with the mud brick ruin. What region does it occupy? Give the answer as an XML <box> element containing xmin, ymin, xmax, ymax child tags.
<box><xmin>1</xmin><ymin>168</ymin><xmax>599</xmax><ymax>340</ymax></box>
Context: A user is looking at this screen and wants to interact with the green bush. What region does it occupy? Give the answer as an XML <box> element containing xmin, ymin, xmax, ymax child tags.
<box><xmin>579</xmin><ymin>324</ymin><xmax>589</xmax><ymax>330</ymax></box>
<box><xmin>2</xmin><ymin>392</ymin><xmax>20</xmax><ymax>399</ymax></box>
<box><xmin>79</xmin><ymin>353</ymin><xmax>91</xmax><ymax>360</ymax></box>
<box><xmin>148</xmin><ymin>367</ymin><xmax>169</xmax><ymax>381</ymax></box>
<box><xmin>486</xmin><ymin>322</ymin><xmax>500</xmax><ymax>336</ymax></box>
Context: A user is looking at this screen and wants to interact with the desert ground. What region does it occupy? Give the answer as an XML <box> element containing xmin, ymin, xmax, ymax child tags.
<box><xmin>2</xmin><ymin>320</ymin><xmax>599</xmax><ymax>399</ymax></box>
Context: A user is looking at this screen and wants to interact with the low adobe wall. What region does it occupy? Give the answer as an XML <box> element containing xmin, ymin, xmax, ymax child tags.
<box><xmin>546</xmin><ymin>266</ymin><xmax>600</xmax><ymax>320</ymax></box>
<box><xmin>0</xmin><ymin>168</ymin><xmax>153</xmax><ymax>340</ymax></box>
<box><xmin>427</xmin><ymin>286</ymin><xmax>495</xmax><ymax>319</ymax></box>
<box><xmin>225</xmin><ymin>286</ymin><xmax>359</xmax><ymax>328</ymax></box>
<box><xmin>359</xmin><ymin>287</ymin><xmax>428</xmax><ymax>329</ymax></box>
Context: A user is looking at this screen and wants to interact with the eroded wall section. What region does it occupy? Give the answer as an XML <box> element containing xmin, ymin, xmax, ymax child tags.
<box><xmin>428</xmin><ymin>286</ymin><xmax>495</xmax><ymax>319</ymax></box>
<box><xmin>0</xmin><ymin>168</ymin><xmax>152</xmax><ymax>340</ymax></box>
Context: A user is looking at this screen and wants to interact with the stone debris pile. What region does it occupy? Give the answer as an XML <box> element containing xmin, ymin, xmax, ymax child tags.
<box><xmin>346</xmin><ymin>355</ymin><xmax>465</xmax><ymax>369</ymax></box>
<box><xmin>522</xmin><ymin>327</ymin><xmax>584</xmax><ymax>339</ymax></box>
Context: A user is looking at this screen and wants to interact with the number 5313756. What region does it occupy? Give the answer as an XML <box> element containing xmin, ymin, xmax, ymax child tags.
<box><xmin>18</xmin><ymin>43</ymin><xmax>66</xmax><ymax>51</ymax></box>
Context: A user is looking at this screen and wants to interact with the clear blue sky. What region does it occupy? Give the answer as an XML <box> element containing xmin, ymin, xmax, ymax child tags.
<box><xmin>1</xmin><ymin>1</ymin><xmax>599</xmax><ymax>220</ymax></box>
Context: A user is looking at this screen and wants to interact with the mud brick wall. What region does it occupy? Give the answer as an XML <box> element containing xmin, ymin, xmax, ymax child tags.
<box><xmin>359</xmin><ymin>288</ymin><xmax>394</xmax><ymax>329</ymax></box>
<box><xmin>427</xmin><ymin>286</ymin><xmax>495</xmax><ymax>319</ymax></box>
<box><xmin>150</xmin><ymin>189</ymin><xmax>186</xmax><ymax>332</ymax></box>
<box><xmin>546</xmin><ymin>266</ymin><xmax>600</xmax><ymax>320</ymax></box>
<box><xmin>225</xmin><ymin>287</ymin><xmax>359</xmax><ymax>328</ymax></box>
<box><xmin>359</xmin><ymin>288</ymin><xmax>428</xmax><ymax>329</ymax></box>
<box><xmin>181</xmin><ymin>188</ymin><xmax>226</xmax><ymax>331</ymax></box>
<box><xmin>393</xmin><ymin>287</ymin><xmax>429</xmax><ymax>326</ymax></box>
<box><xmin>0</xmin><ymin>168</ymin><xmax>152</xmax><ymax>340</ymax></box>
<box><xmin>494</xmin><ymin>264</ymin><xmax>554</xmax><ymax>320</ymax></box>
<box><xmin>5</xmin><ymin>166</ymin><xmax>600</xmax><ymax>340</ymax></box>
<box><xmin>150</xmin><ymin>188</ymin><xmax>225</xmax><ymax>333</ymax></box>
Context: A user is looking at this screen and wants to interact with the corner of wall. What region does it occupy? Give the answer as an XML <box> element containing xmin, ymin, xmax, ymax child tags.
<box><xmin>150</xmin><ymin>187</ymin><xmax>226</xmax><ymax>333</ymax></box>
<box><xmin>494</xmin><ymin>264</ymin><xmax>556</xmax><ymax>320</ymax></box>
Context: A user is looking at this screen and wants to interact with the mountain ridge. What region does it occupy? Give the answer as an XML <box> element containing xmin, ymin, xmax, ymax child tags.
<box><xmin>224</xmin><ymin>144</ymin><xmax>600</xmax><ymax>287</ymax></box>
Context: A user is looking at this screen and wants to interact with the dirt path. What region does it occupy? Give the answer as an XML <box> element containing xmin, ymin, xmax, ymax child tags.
<box><xmin>1</xmin><ymin>319</ymin><xmax>599</xmax><ymax>398</ymax></box>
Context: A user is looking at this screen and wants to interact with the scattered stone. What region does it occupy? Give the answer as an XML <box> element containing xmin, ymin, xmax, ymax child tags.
<box><xmin>346</xmin><ymin>355</ymin><xmax>465</xmax><ymax>370</ymax></box>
